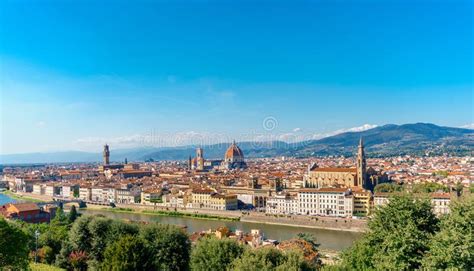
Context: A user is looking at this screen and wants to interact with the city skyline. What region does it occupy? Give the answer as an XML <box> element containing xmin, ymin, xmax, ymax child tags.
<box><xmin>1</xmin><ymin>0</ymin><xmax>473</xmax><ymax>154</ymax></box>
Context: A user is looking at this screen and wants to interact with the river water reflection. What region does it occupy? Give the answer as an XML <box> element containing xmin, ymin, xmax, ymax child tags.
<box><xmin>80</xmin><ymin>209</ymin><xmax>361</xmax><ymax>251</ymax></box>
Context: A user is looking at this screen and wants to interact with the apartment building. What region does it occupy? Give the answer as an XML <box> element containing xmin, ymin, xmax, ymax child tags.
<box><xmin>79</xmin><ymin>186</ymin><xmax>92</xmax><ymax>201</ymax></box>
<box><xmin>191</xmin><ymin>188</ymin><xmax>238</xmax><ymax>210</ymax></box>
<box><xmin>352</xmin><ymin>188</ymin><xmax>372</xmax><ymax>217</ymax></box>
<box><xmin>298</xmin><ymin>188</ymin><xmax>354</xmax><ymax>217</ymax></box>
<box><xmin>266</xmin><ymin>193</ymin><xmax>298</xmax><ymax>215</ymax></box>
<box><xmin>431</xmin><ymin>193</ymin><xmax>451</xmax><ymax>216</ymax></box>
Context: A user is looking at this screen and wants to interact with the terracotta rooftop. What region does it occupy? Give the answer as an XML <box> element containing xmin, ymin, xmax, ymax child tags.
<box><xmin>6</xmin><ymin>203</ymin><xmax>40</xmax><ymax>212</ymax></box>
<box><xmin>311</xmin><ymin>167</ymin><xmax>357</xmax><ymax>173</ymax></box>
<box><xmin>299</xmin><ymin>187</ymin><xmax>349</xmax><ymax>193</ymax></box>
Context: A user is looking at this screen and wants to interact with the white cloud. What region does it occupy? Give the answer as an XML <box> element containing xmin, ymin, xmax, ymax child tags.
<box><xmin>345</xmin><ymin>124</ymin><xmax>378</xmax><ymax>132</ymax></box>
<box><xmin>308</xmin><ymin>124</ymin><xmax>378</xmax><ymax>140</ymax></box>
<box><xmin>460</xmin><ymin>123</ymin><xmax>474</xmax><ymax>129</ymax></box>
<box><xmin>74</xmin><ymin>124</ymin><xmax>380</xmax><ymax>151</ymax></box>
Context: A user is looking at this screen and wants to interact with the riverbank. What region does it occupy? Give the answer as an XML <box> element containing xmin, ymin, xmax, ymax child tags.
<box><xmin>241</xmin><ymin>215</ymin><xmax>367</xmax><ymax>233</ymax></box>
<box><xmin>0</xmin><ymin>190</ymin><xmax>46</xmax><ymax>203</ymax></box>
<box><xmin>3</xmin><ymin>190</ymin><xmax>366</xmax><ymax>232</ymax></box>
<box><xmin>88</xmin><ymin>206</ymin><xmax>240</xmax><ymax>222</ymax></box>
<box><xmin>79</xmin><ymin>208</ymin><xmax>362</xmax><ymax>251</ymax></box>
<box><xmin>82</xmin><ymin>203</ymin><xmax>367</xmax><ymax>232</ymax></box>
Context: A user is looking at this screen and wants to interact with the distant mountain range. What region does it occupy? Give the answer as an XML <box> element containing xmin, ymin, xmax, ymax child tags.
<box><xmin>1</xmin><ymin>123</ymin><xmax>472</xmax><ymax>164</ymax></box>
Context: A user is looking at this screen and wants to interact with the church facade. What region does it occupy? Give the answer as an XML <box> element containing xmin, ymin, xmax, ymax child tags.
<box><xmin>303</xmin><ymin>138</ymin><xmax>378</xmax><ymax>190</ymax></box>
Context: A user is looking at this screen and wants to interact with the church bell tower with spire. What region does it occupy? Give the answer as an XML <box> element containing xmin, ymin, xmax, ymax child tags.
<box><xmin>357</xmin><ymin>137</ymin><xmax>367</xmax><ymax>187</ymax></box>
<box><xmin>103</xmin><ymin>144</ymin><xmax>110</xmax><ymax>165</ymax></box>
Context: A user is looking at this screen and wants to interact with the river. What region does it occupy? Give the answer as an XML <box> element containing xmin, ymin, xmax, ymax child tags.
<box><xmin>0</xmin><ymin>193</ymin><xmax>361</xmax><ymax>251</ymax></box>
<box><xmin>0</xmin><ymin>193</ymin><xmax>16</xmax><ymax>205</ymax></box>
<box><xmin>79</xmin><ymin>209</ymin><xmax>361</xmax><ymax>251</ymax></box>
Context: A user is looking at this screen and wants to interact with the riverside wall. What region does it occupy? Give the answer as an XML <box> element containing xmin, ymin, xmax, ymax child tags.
<box><xmin>7</xmin><ymin>191</ymin><xmax>367</xmax><ymax>232</ymax></box>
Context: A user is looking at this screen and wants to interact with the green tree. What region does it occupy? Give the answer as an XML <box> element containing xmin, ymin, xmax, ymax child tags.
<box><xmin>452</xmin><ymin>182</ymin><xmax>464</xmax><ymax>197</ymax></box>
<box><xmin>422</xmin><ymin>196</ymin><xmax>474</xmax><ymax>269</ymax></box>
<box><xmin>341</xmin><ymin>194</ymin><xmax>439</xmax><ymax>270</ymax></box>
<box><xmin>412</xmin><ymin>182</ymin><xmax>448</xmax><ymax>193</ymax></box>
<box><xmin>68</xmin><ymin>205</ymin><xmax>79</xmax><ymax>223</ymax></box>
<box><xmin>276</xmin><ymin>251</ymin><xmax>315</xmax><ymax>271</ymax></box>
<box><xmin>374</xmin><ymin>183</ymin><xmax>403</xmax><ymax>193</ymax></box>
<box><xmin>52</xmin><ymin>206</ymin><xmax>69</xmax><ymax>226</ymax></box>
<box><xmin>87</xmin><ymin>216</ymin><xmax>112</xmax><ymax>261</ymax></box>
<box><xmin>37</xmin><ymin>245</ymin><xmax>54</xmax><ymax>264</ymax></box>
<box><xmin>69</xmin><ymin>215</ymin><xmax>93</xmax><ymax>252</ymax></box>
<box><xmin>140</xmin><ymin>224</ymin><xmax>191</xmax><ymax>271</ymax></box>
<box><xmin>38</xmin><ymin>224</ymin><xmax>68</xmax><ymax>264</ymax></box>
<box><xmin>55</xmin><ymin>241</ymin><xmax>73</xmax><ymax>269</ymax></box>
<box><xmin>231</xmin><ymin>247</ymin><xmax>284</xmax><ymax>271</ymax></box>
<box><xmin>102</xmin><ymin>235</ymin><xmax>151</xmax><ymax>271</ymax></box>
<box><xmin>0</xmin><ymin>218</ymin><xmax>29</xmax><ymax>270</ymax></box>
<box><xmin>105</xmin><ymin>219</ymin><xmax>139</xmax><ymax>246</ymax></box>
<box><xmin>190</xmin><ymin>237</ymin><xmax>245</xmax><ymax>271</ymax></box>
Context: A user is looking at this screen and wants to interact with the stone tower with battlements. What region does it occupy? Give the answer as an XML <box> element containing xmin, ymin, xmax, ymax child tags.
<box><xmin>356</xmin><ymin>138</ymin><xmax>367</xmax><ymax>187</ymax></box>
<box><xmin>103</xmin><ymin>144</ymin><xmax>110</xmax><ymax>165</ymax></box>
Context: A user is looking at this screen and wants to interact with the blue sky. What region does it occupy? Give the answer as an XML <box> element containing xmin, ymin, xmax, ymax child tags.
<box><xmin>0</xmin><ymin>0</ymin><xmax>473</xmax><ymax>154</ymax></box>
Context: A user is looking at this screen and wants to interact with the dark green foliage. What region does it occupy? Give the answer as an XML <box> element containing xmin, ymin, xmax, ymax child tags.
<box><xmin>140</xmin><ymin>224</ymin><xmax>191</xmax><ymax>271</ymax></box>
<box><xmin>453</xmin><ymin>182</ymin><xmax>464</xmax><ymax>197</ymax></box>
<box><xmin>231</xmin><ymin>247</ymin><xmax>286</xmax><ymax>271</ymax></box>
<box><xmin>105</xmin><ymin>219</ymin><xmax>139</xmax><ymax>245</ymax></box>
<box><xmin>373</xmin><ymin>183</ymin><xmax>403</xmax><ymax>193</ymax></box>
<box><xmin>55</xmin><ymin>241</ymin><xmax>73</xmax><ymax>269</ymax></box>
<box><xmin>68</xmin><ymin>205</ymin><xmax>78</xmax><ymax>223</ymax></box>
<box><xmin>422</xmin><ymin>196</ymin><xmax>474</xmax><ymax>269</ymax></box>
<box><xmin>230</xmin><ymin>247</ymin><xmax>315</xmax><ymax>271</ymax></box>
<box><xmin>87</xmin><ymin>216</ymin><xmax>112</xmax><ymax>261</ymax></box>
<box><xmin>0</xmin><ymin>218</ymin><xmax>29</xmax><ymax>270</ymax></box>
<box><xmin>412</xmin><ymin>182</ymin><xmax>448</xmax><ymax>193</ymax></box>
<box><xmin>190</xmin><ymin>237</ymin><xmax>245</xmax><ymax>271</ymax></box>
<box><xmin>102</xmin><ymin>235</ymin><xmax>150</xmax><ymax>271</ymax></box>
<box><xmin>341</xmin><ymin>194</ymin><xmax>439</xmax><ymax>270</ymax></box>
<box><xmin>69</xmin><ymin>215</ymin><xmax>93</xmax><ymax>252</ymax></box>
<box><xmin>276</xmin><ymin>251</ymin><xmax>315</xmax><ymax>271</ymax></box>
<box><xmin>37</xmin><ymin>223</ymin><xmax>68</xmax><ymax>264</ymax></box>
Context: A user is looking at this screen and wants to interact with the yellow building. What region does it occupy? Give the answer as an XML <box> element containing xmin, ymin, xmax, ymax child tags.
<box><xmin>352</xmin><ymin>188</ymin><xmax>372</xmax><ymax>217</ymax></box>
<box><xmin>191</xmin><ymin>189</ymin><xmax>238</xmax><ymax>210</ymax></box>
<box><xmin>210</xmin><ymin>194</ymin><xmax>238</xmax><ymax>210</ymax></box>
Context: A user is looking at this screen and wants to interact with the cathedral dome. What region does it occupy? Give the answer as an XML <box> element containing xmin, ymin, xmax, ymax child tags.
<box><xmin>225</xmin><ymin>142</ymin><xmax>244</xmax><ymax>162</ymax></box>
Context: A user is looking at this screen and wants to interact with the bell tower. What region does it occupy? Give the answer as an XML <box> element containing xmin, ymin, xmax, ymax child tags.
<box><xmin>356</xmin><ymin>138</ymin><xmax>367</xmax><ymax>187</ymax></box>
<box><xmin>103</xmin><ymin>144</ymin><xmax>110</xmax><ymax>165</ymax></box>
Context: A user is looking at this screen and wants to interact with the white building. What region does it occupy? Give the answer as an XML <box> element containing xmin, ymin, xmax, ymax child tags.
<box><xmin>373</xmin><ymin>193</ymin><xmax>391</xmax><ymax>208</ymax></box>
<box><xmin>90</xmin><ymin>187</ymin><xmax>116</xmax><ymax>203</ymax></box>
<box><xmin>32</xmin><ymin>184</ymin><xmax>44</xmax><ymax>195</ymax></box>
<box><xmin>297</xmin><ymin>188</ymin><xmax>353</xmax><ymax>217</ymax></box>
<box><xmin>266</xmin><ymin>193</ymin><xmax>298</xmax><ymax>215</ymax></box>
<box><xmin>431</xmin><ymin>193</ymin><xmax>451</xmax><ymax>216</ymax></box>
<box><xmin>62</xmin><ymin>184</ymin><xmax>79</xmax><ymax>199</ymax></box>
<box><xmin>116</xmin><ymin>186</ymin><xmax>141</xmax><ymax>204</ymax></box>
<box><xmin>141</xmin><ymin>190</ymin><xmax>162</xmax><ymax>205</ymax></box>
<box><xmin>45</xmin><ymin>184</ymin><xmax>61</xmax><ymax>197</ymax></box>
<box><xmin>79</xmin><ymin>187</ymin><xmax>92</xmax><ymax>201</ymax></box>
